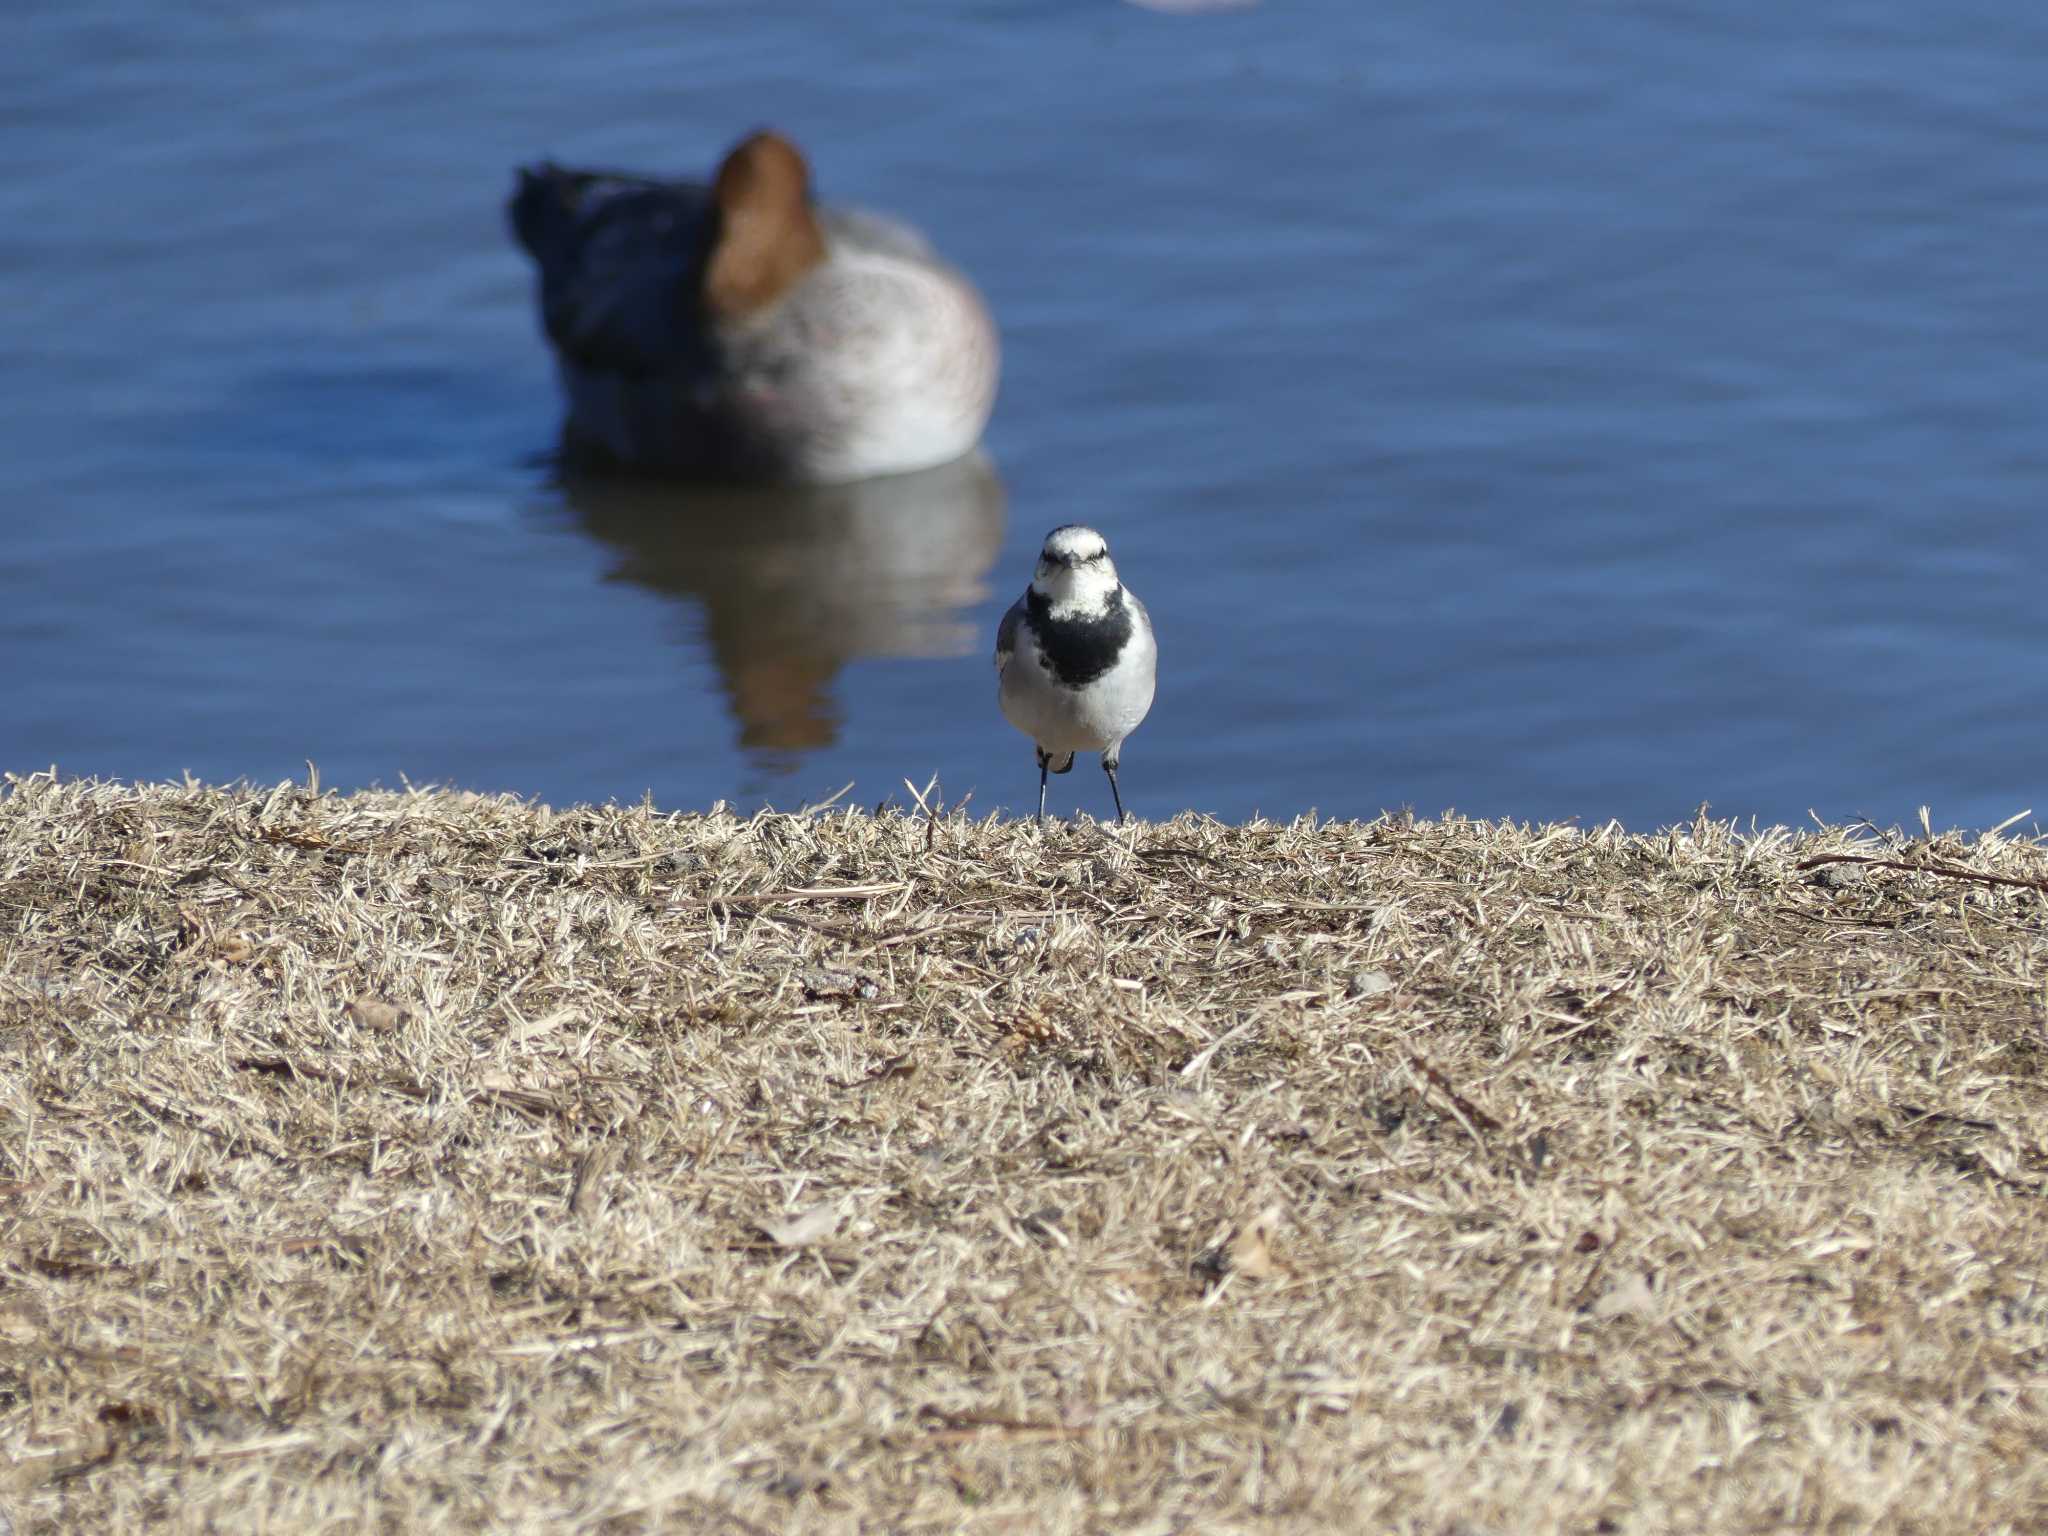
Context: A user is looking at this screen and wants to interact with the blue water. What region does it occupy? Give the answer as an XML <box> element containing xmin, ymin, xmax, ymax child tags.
<box><xmin>6</xmin><ymin>0</ymin><xmax>2046</xmax><ymax>830</ymax></box>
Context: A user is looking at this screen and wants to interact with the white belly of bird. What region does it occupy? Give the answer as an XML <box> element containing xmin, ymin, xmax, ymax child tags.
<box><xmin>1000</xmin><ymin>635</ymin><xmax>1156</xmax><ymax>758</ymax></box>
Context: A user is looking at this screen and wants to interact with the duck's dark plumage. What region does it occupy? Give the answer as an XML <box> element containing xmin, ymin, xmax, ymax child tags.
<box><xmin>508</xmin><ymin>164</ymin><xmax>715</xmax><ymax>379</ymax></box>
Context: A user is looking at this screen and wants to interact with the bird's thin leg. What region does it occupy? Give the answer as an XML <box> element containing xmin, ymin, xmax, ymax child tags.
<box><xmin>1036</xmin><ymin>751</ymin><xmax>1050</xmax><ymax>826</ymax></box>
<box><xmin>1103</xmin><ymin>758</ymin><xmax>1128</xmax><ymax>825</ymax></box>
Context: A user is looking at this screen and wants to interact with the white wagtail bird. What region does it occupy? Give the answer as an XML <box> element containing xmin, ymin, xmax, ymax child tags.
<box><xmin>994</xmin><ymin>525</ymin><xmax>1157</xmax><ymax>824</ymax></box>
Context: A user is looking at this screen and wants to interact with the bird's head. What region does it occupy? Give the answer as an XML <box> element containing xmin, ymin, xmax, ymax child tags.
<box><xmin>1031</xmin><ymin>524</ymin><xmax>1121</xmax><ymax>616</ymax></box>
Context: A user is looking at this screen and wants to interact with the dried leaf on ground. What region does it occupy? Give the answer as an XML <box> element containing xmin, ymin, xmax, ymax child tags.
<box><xmin>343</xmin><ymin>996</ymin><xmax>408</xmax><ymax>1032</ymax></box>
<box><xmin>758</xmin><ymin>1201</ymin><xmax>843</xmax><ymax>1249</ymax></box>
<box><xmin>1227</xmin><ymin>1202</ymin><xmax>1287</xmax><ymax>1279</ymax></box>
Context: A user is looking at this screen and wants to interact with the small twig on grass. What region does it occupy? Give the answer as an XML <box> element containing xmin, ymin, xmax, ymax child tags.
<box><xmin>131</xmin><ymin>1089</ymin><xmax>291</xmax><ymax>1163</ymax></box>
<box><xmin>831</xmin><ymin>1053</ymin><xmax>916</xmax><ymax>1090</ymax></box>
<box><xmin>797</xmin><ymin>781</ymin><xmax>856</xmax><ymax>817</ymax></box>
<box><xmin>232</xmin><ymin>1056</ymin><xmax>565</xmax><ymax>1119</ymax></box>
<box><xmin>234</xmin><ymin>1054</ymin><xmax>339</xmax><ymax>1084</ymax></box>
<box><xmin>569</xmin><ymin>1143</ymin><xmax>621</xmax><ymax>1218</ymax></box>
<box><xmin>48</xmin><ymin>1446</ymin><xmax>118</xmax><ymax>1483</ymax></box>
<box><xmin>186</xmin><ymin>1430</ymin><xmax>322</xmax><ymax>1463</ymax></box>
<box><xmin>1137</xmin><ymin>845</ymin><xmax>1232</xmax><ymax>870</ymax></box>
<box><xmin>699</xmin><ymin>883</ymin><xmax>910</xmax><ymax>908</ymax></box>
<box><xmin>710</xmin><ymin>904</ymin><xmax>852</xmax><ymax>942</ymax></box>
<box><xmin>1407</xmin><ymin>1053</ymin><xmax>1500</xmax><ymax>1141</ymax></box>
<box><xmin>25</xmin><ymin>1251</ymin><xmax>114</xmax><ymax>1279</ymax></box>
<box><xmin>1567</xmin><ymin>1228</ymin><xmax>1618</xmax><ymax>1312</ymax></box>
<box><xmin>1796</xmin><ymin>852</ymin><xmax>2048</xmax><ymax>895</ymax></box>
<box><xmin>1897</xmin><ymin>1104</ymin><xmax>1999</xmax><ymax>1134</ymax></box>
<box><xmin>1776</xmin><ymin>905</ymin><xmax>1900</xmax><ymax>930</ymax></box>
<box><xmin>851</xmin><ymin>919</ymin><xmax>986</xmax><ymax>954</ymax></box>
<box><xmin>903</xmin><ymin>773</ymin><xmax>942</xmax><ymax>854</ymax></box>
<box><xmin>254</xmin><ymin>827</ymin><xmax>370</xmax><ymax>856</ymax></box>
<box><xmin>915</xmin><ymin>1411</ymin><xmax>1097</xmax><ymax>1445</ymax></box>
<box><xmin>274</xmin><ymin>1234</ymin><xmax>369</xmax><ymax>1257</ymax></box>
<box><xmin>1181</xmin><ymin>1021</ymin><xmax>1253</xmax><ymax>1080</ymax></box>
<box><xmin>1188</xmin><ymin>884</ymin><xmax>1379</xmax><ymax>916</ymax></box>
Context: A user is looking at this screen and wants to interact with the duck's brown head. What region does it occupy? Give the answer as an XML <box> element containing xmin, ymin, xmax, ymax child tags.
<box><xmin>703</xmin><ymin>130</ymin><xmax>829</xmax><ymax>320</ymax></box>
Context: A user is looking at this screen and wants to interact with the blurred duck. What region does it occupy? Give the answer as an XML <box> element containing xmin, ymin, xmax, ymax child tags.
<box><xmin>509</xmin><ymin>129</ymin><xmax>1000</xmax><ymax>483</ymax></box>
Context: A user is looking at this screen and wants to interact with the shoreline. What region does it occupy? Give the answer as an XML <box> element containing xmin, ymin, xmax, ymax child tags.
<box><xmin>5</xmin><ymin>774</ymin><xmax>2047</xmax><ymax>1529</ymax></box>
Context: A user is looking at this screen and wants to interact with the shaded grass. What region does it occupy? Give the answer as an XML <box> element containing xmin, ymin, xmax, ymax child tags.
<box><xmin>3</xmin><ymin>773</ymin><xmax>2048</xmax><ymax>1532</ymax></box>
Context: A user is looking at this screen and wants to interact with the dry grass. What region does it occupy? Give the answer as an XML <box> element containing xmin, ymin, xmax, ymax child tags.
<box><xmin>5</xmin><ymin>773</ymin><xmax>2048</xmax><ymax>1533</ymax></box>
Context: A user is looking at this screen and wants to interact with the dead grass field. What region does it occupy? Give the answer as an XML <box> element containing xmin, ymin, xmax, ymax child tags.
<box><xmin>4</xmin><ymin>773</ymin><xmax>2048</xmax><ymax>1533</ymax></box>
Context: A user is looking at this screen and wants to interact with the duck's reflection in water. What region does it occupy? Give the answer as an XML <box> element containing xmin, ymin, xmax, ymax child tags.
<box><xmin>558</xmin><ymin>452</ymin><xmax>1006</xmax><ymax>767</ymax></box>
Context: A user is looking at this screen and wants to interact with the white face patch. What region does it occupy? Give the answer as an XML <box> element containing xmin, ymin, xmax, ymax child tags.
<box><xmin>1029</xmin><ymin>525</ymin><xmax>1121</xmax><ymax>617</ymax></box>
<box><xmin>1040</xmin><ymin>525</ymin><xmax>1109</xmax><ymax>567</ymax></box>
<box><xmin>1032</xmin><ymin>557</ymin><xmax>1120</xmax><ymax>618</ymax></box>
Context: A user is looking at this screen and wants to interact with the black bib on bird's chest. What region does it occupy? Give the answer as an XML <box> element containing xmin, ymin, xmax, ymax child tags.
<box><xmin>1027</xmin><ymin>588</ymin><xmax>1131</xmax><ymax>688</ymax></box>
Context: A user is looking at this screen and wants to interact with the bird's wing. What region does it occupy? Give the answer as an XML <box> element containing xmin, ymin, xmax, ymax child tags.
<box><xmin>1121</xmin><ymin>588</ymin><xmax>1157</xmax><ymax>662</ymax></box>
<box><xmin>993</xmin><ymin>595</ymin><xmax>1026</xmax><ymax>676</ymax></box>
<box><xmin>508</xmin><ymin>163</ymin><xmax>716</xmax><ymax>377</ymax></box>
